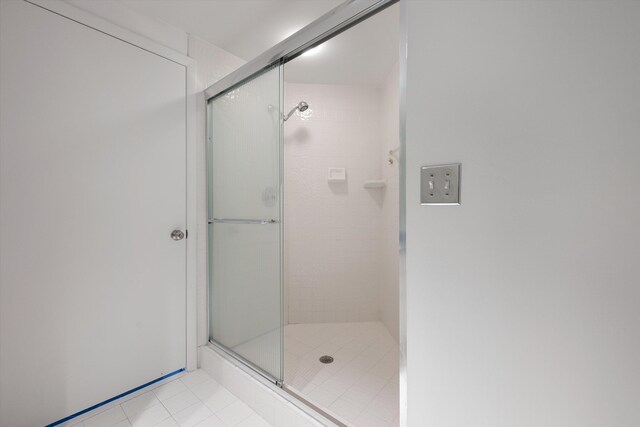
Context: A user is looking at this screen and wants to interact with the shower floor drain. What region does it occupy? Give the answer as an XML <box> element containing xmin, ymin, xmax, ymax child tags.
<box><xmin>319</xmin><ymin>355</ymin><xmax>334</xmax><ymax>364</ymax></box>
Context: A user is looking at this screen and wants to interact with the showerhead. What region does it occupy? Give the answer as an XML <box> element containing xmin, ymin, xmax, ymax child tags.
<box><xmin>283</xmin><ymin>101</ymin><xmax>309</xmax><ymax>121</ymax></box>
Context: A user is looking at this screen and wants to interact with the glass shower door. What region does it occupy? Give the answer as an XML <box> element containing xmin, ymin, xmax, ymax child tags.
<box><xmin>207</xmin><ymin>64</ymin><xmax>284</xmax><ymax>382</ymax></box>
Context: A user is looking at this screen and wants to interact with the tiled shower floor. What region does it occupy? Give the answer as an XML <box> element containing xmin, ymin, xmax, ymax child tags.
<box><xmin>285</xmin><ymin>321</ymin><xmax>399</xmax><ymax>427</ymax></box>
<box><xmin>68</xmin><ymin>322</ymin><xmax>397</xmax><ymax>427</ymax></box>
<box><xmin>70</xmin><ymin>369</ymin><xmax>272</xmax><ymax>427</ymax></box>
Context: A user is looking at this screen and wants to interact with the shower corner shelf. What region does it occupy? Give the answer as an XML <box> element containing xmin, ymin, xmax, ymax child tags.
<box><xmin>363</xmin><ymin>179</ymin><xmax>387</xmax><ymax>189</ymax></box>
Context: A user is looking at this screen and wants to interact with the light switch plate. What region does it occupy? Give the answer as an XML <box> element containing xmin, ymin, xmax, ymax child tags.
<box><xmin>421</xmin><ymin>163</ymin><xmax>461</xmax><ymax>205</ymax></box>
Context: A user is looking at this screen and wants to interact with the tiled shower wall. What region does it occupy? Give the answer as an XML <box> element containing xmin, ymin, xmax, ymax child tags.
<box><xmin>284</xmin><ymin>83</ymin><xmax>387</xmax><ymax>325</ymax></box>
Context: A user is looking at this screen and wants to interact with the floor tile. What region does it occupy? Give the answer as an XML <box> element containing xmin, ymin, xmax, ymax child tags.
<box><xmin>285</xmin><ymin>338</ymin><xmax>314</xmax><ymax>358</ymax></box>
<box><xmin>341</xmin><ymin>385</ymin><xmax>376</xmax><ymax>407</ymax></box>
<box><xmin>201</xmin><ymin>387</ymin><xmax>238</xmax><ymax>413</ymax></box>
<box><xmin>318</xmin><ymin>376</ymin><xmax>355</xmax><ymax>396</ymax></box>
<box><xmin>163</xmin><ymin>390</ymin><xmax>200</xmax><ymax>415</ymax></box>
<box><xmin>235</xmin><ymin>413</ymin><xmax>272</xmax><ymax>427</ymax></box>
<box><xmin>54</xmin><ymin>370</ymin><xmax>273</xmax><ymax>427</ymax></box>
<box><xmin>303</xmin><ymin>385</ymin><xmax>341</xmax><ymax>407</ymax></box>
<box><xmin>128</xmin><ymin>404</ymin><xmax>170</xmax><ymax>427</ymax></box>
<box><xmin>181</xmin><ymin>371</ymin><xmax>213</xmax><ymax>389</ymax></box>
<box><xmin>354</xmin><ymin>373</ymin><xmax>387</xmax><ymax>394</ymax></box>
<box><xmin>353</xmin><ymin>411</ymin><xmax>390</xmax><ymax>427</ymax></box>
<box><xmin>121</xmin><ymin>392</ymin><xmax>161</xmax><ymax>418</ymax></box>
<box><xmin>173</xmin><ymin>403</ymin><xmax>214</xmax><ymax>427</ymax></box>
<box><xmin>365</xmin><ymin>394</ymin><xmax>398</xmax><ymax>423</ymax></box>
<box><xmin>154</xmin><ymin>380</ymin><xmax>189</xmax><ymax>401</ymax></box>
<box><xmin>193</xmin><ymin>415</ymin><xmax>226</xmax><ymax>426</ymax></box>
<box><xmin>189</xmin><ymin>379</ymin><xmax>225</xmax><ymax>401</ymax></box>
<box><xmin>328</xmin><ymin>397</ymin><xmax>365</xmax><ymax>422</ymax></box>
<box><xmin>214</xmin><ymin>401</ymin><xmax>254</xmax><ymax>426</ymax></box>
<box><xmin>84</xmin><ymin>406</ymin><xmax>128</xmax><ymax>427</ymax></box>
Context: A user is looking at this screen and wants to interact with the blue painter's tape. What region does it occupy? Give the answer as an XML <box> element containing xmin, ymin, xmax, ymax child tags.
<box><xmin>44</xmin><ymin>368</ymin><xmax>185</xmax><ymax>427</ymax></box>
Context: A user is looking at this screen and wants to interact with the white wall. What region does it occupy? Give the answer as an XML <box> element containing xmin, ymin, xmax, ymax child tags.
<box><xmin>379</xmin><ymin>63</ymin><xmax>400</xmax><ymax>342</ymax></box>
<box><xmin>64</xmin><ymin>0</ymin><xmax>188</xmax><ymax>54</ymax></box>
<box><xmin>284</xmin><ymin>83</ymin><xmax>385</xmax><ymax>325</ymax></box>
<box><xmin>189</xmin><ymin>34</ymin><xmax>246</xmax><ymax>92</ymax></box>
<box><xmin>404</xmin><ymin>1</ymin><xmax>640</xmax><ymax>426</ymax></box>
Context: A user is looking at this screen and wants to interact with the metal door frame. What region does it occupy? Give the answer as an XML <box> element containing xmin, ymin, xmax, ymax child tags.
<box><xmin>205</xmin><ymin>0</ymin><xmax>405</xmax><ymax>425</ymax></box>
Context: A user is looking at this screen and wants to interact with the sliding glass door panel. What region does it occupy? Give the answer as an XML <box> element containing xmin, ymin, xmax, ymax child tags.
<box><xmin>207</xmin><ymin>64</ymin><xmax>283</xmax><ymax>381</ymax></box>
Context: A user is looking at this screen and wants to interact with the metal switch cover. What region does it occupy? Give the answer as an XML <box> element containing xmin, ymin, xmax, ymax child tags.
<box><xmin>421</xmin><ymin>163</ymin><xmax>461</xmax><ymax>205</ymax></box>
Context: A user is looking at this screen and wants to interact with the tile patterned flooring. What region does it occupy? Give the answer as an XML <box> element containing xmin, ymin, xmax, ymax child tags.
<box><xmin>285</xmin><ymin>321</ymin><xmax>400</xmax><ymax>427</ymax></box>
<box><xmin>68</xmin><ymin>321</ymin><xmax>398</xmax><ymax>427</ymax></box>
<box><xmin>70</xmin><ymin>370</ymin><xmax>272</xmax><ymax>427</ymax></box>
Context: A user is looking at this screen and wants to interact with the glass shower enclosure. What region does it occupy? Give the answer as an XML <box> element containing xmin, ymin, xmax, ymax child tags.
<box><xmin>207</xmin><ymin>63</ymin><xmax>284</xmax><ymax>382</ymax></box>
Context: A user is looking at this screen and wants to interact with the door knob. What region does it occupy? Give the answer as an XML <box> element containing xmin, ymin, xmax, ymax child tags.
<box><xmin>171</xmin><ymin>229</ymin><xmax>185</xmax><ymax>241</ymax></box>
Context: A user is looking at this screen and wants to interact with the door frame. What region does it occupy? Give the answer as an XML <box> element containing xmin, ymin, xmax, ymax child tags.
<box><xmin>25</xmin><ymin>0</ymin><xmax>199</xmax><ymax>372</ymax></box>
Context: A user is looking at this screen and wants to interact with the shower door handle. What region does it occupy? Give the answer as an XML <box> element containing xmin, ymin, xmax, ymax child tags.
<box><xmin>209</xmin><ymin>218</ymin><xmax>279</xmax><ymax>225</ymax></box>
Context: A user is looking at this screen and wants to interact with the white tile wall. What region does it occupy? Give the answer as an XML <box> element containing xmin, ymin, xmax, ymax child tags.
<box><xmin>284</xmin><ymin>83</ymin><xmax>387</xmax><ymax>324</ymax></box>
<box><xmin>282</xmin><ymin>81</ymin><xmax>400</xmax><ymax>426</ymax></box>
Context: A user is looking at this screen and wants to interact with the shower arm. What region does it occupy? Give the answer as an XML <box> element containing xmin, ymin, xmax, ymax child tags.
<box><xmin>283</xmin><ymin>106</ymin><xmax>298</xmax><ymax>122</ymax></box>
<box><xmin>267</xmin><ymin>104</ymin><xmax>297</xmax><ymax>121</ymax></box>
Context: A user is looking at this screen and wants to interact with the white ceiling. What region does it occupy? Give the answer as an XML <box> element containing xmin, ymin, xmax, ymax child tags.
<box><xmin>120</xmin><ymin>0</ymin><xmax>399</xmax><ymax>87</ymax></box>
<box><xmin>285</xmin><ymin>4</ymin><xmax>398</xmax><ymax>87</ymax></box>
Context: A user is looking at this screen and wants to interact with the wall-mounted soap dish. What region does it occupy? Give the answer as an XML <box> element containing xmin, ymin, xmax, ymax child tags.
<box><xmin>363</xmin><ymin>179</ymin><xmax>386</xmax><ymax>189</ymax></box>
<box><xmin>328</xmin><ymin>167</ymin><xmax>346</xmax><ymax>183</ymax></box>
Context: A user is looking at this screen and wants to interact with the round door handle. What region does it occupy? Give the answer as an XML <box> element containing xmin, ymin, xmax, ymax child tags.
<box><xmin>171</xmin><ymin>229</ymin><xmax>185</xmax><ymax>241</ymax></box>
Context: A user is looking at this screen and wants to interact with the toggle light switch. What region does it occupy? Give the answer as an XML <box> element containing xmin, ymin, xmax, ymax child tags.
<box><xmin>420</xmin><ymin>163</ymin><xmax>461</xmax><ymax>205</ymax></box>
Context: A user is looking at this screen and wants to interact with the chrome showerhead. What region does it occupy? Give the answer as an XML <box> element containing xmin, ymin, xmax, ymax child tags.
<box><xmin>283</xmin><ymin>101</ymin><xmax>309</xmax><ymax>121</ymax></box>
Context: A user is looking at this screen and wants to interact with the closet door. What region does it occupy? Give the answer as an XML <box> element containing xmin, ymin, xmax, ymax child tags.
<box><xmin>207</xmin><ymin>64</ymin><xmax>284</xmax><ymax>382</ymax></box>
<box><xmin>0</xmin><ymin>2</ymin><xmax>187</xmax><ymax>426</ymax></box>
